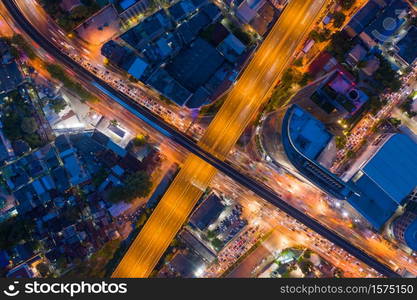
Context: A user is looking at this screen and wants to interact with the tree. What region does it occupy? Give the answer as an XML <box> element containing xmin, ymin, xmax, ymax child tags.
<box><xmin>337</xmin><ymin>0</ymin><xmax>356</xmax><ymax>10</ymax></box>
<box><xmin>327</xmin><ymin>31</ymin><xmax>355</xmax><ymax>61</ymax></box>
<box><xmin>374</xmin><ymin>55</ymin><xmax>401</xmax><ymax>92</ymax></box>
<box><xmin>346</xmin><ymin>150</ymin><xmax>356</xmax><ymax>159</ymax></box>
<box><xmin>109</xmin><ymin>119</ymin><xmax>119</xmax><ymax>127</ymax></box>
<box><xmin>0</xmin><ymin>217</ymin><xmax>34</xmax><ymax>249</ymax></box>
<box><xmin>2</xmin><ymin>113</ymin><xmax>22</xmax><ymax>140</ymax></box>
<box><xmin>21</xmin><ymin>117</ymin><xmax>38</xmax><ymax>134</ymax></box>
<box><xmin>369</xmin><ymin>95</ymin><xmax>384</xmax><ymax>115</ymax></box>
<box><xmin>136</xmin><ymin>213</ymin><xmax>148</xmax><ymax>228</ymax></box>
<box><xmin>132</xmin><ymin>135</ymin><xmax>147</xmax><ymax>147</ymax></box>
<box><xmin>56</xmin><ymin>256</ymin><xmax>68</xmax><ymax>270</ymax></box>
<box><xmin>400</xmin><ymin>97</ymin><xmax>417</xmax><ymax>118</ymax></box>
<box><xmin>309</xmin><ymin>29</ymin><xmax>331</xmax><ymax>43</ymax></box>
<box><xmin>10</xmin><ymin>34</ymin><xmax>36</xmax><ymax>59</ymax></box>
<box><xmin>36</xmin><ymin>263</ymin><xmax>50</xmax><ymax>277</ymax></box>
<box><xmin>92</xmin><ymin>168</ymin><xmax>109</xmax><ymax>187</ymax></box>
<box><xmin>45</xmin><ymin>63</ymin><xmax>97</xmax><ymax>102</ymax></box>
<box><xmin>50</xmin><ymin>97</ymin><xmax>67</xmax><ymax>114</ymax></box>
<box><xmin>298</xmin><ymin>73</ymin><xmax>313</xmax><ymax>86</ymax></box>
<box><xmin>388</xmin><ymin>117</ymin><xmax>401</xmax><ymax>128</ymax></box>
<box><xmin>293</xmin><ymin>58</ymin><xmax>303</xmax><ymax>67</ymax></box>
<box><xmin>212</xmin><ymin>238</ymin><xmax>223</xmax><ymax>250</ymax></box>
<box><xmin>108</xmin><ymin>171</ymin><xmax>152</xmax><ymax>203</ymax></box>
<box><xmin>206</xmin><ymin>230</ymin><xmax>216</xmax><ymax>239</ymax></box>
<box><xmin>23</xmin><ymin>134</ymin><xmax>42</xmax><ymax>148</ymax></box>
<box><xmin>332</xmin><ymin>11</ymin><xmax>346</xmax><ymax>28</ymax></box>
<box><xmin>335</xmin><ymin>135</ymin><xmax>347</xmax><ymax>149</ymax></box>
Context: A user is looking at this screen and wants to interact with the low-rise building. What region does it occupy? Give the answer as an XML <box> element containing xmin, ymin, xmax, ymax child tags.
<box><xmin>395</xmin><ymin>26</ymin><xmax>417</xmax><ymax>66</ymax></box>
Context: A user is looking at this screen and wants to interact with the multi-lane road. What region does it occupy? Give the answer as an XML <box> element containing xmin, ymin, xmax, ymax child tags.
<box><xmin>112</xmin><ymin>0</ymin><xmax>358</xmax><ymax>278</ymax></box>
<box><xmin>3</xmin><ymin>0</ymin><xmax>400</xmax><ymax>278</ymax></box>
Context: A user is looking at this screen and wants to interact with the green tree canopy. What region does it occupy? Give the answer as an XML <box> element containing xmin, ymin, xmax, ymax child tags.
<box><xmin>21</xmin><ymin>117</ymin><xmax>38</xmax><ymax>134</ymax></box>
<box><xmin>337</xmin><ymin>0</ymin><xmax>356</xmax><ymax>10</ymax></box>
<box><xmin>50</xmin><ymin>97</ymin><xmax>67</xmax><ymax>114</ymax></box>
<box><xmin>132</xmin><ymin>135</ymin><xmax>147</xmax><ymax>147</ymax></box>
<box><xmin>332</xmin><ymin>11</ymin><xmax>346</xmax><ymax>28</ymax></box>
<box><xmin>108</xmin><ymin>171</ymin><xmax>152</xmax><ymax>203</ymax></box>
<box><xmin>0</xmin><ymin>217</ymin><xmax>34</xmax><ymax>249</ymax></box>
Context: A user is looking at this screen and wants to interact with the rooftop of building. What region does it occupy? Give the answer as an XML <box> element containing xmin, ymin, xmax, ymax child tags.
<box><xmin>0</xmin><ymin>61</ymin><xmax>24</xmax><ymax>94</ymax></box>
<box><xmin>363</xmin><ymin>0</ymin><xmax>409</xmax><ymax>44</ymax></box>
<box><xmin>345</xmin><ymin>0</ymin><xmax>385</xmax><ymax>36</ymax></box>
<box><xmin>288</xmin><ymin>105</ymin><xmax>333</xmax><ymax>161</ymax></box>
<box><xmin>269</xmin><ymin>104</ymin><xmax>353</xmax><ymax>200</ymax></box>
<box><xmin>396</xmin><ymin>25</ymin><xmax>417</xmax><ymax>65</ymax></box>
<box><xmin>348</xmin><ymin>133</ymin><xmax>417</xmax><ymax>229</ymax></box>
<box><xmin>120</xmin><ymin>9</ymin><xmax>172</xmax><ymax>48</ymax></box>
<box><xmin>189</xmin><ymin>193</ymin><xmax>225</xmax><ymax>230</ymax></box>
<box><xmin>217</xmin><ymin>33</ymin><xmax>246</xmax><ymax>63</ymax></box>
<box><xmin>167</xmin><ymin>251</ymin><xmax>204</xmax><ymax>278</ymax></box>
<box><xmin>311</xmin><ymin>70</ymin><xmax>369</xmax><ymax>116</ymax></box>
<box><xmin>358</xmin><ymin>133</ymin><xmax>417</xmax><ymax>205</ymax></box>
<box><xmin>177</xmin><ymin>10</ymin><xmax>211</xmax><ymax>44</ymax></box>
<box><xmin>179</xmin><ymin>229</ymin><xmax>217</xmax><ymax>262</ymax></box>
<box><xmin>168</xmin><ymin>0</ymin><xmax>197</xmax><ymax>23</ymax></box>
<box><xmin>166</xmin><ymin>38</ymin><xmax>225</xmax><ymax>92</ymax></box>
<box><xmin>119</xmin><ymin>0</ymin><xmax>139</xmax><ymax>10</ymax></box>
<box><xmin>126</xmin><ymin>56</ymin><xmax>149</xmax><ymax>80</ymax></box>
<box><xmin>146</xmin><ymin>68</ymin><xmax>192</xmax><ymax>106</ymax></box>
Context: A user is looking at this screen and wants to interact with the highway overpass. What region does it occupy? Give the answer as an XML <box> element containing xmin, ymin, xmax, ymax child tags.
<box><xmin>3</xmin><ymin>0</ymin><xmax>400</xmax><ymax>278</ymax></box>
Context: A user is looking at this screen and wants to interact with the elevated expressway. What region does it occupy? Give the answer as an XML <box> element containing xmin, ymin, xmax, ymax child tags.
<box><xmin>112</xmin><ymin>0</ymin><xmax>335</xmax><ymax>277</ymax></box>
<box><xmin>3</xmin><ymin>0</ymin><xmax>401</xmax><ymax>278</ymax></box>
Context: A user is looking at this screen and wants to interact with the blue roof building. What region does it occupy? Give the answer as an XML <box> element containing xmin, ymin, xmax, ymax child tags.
<box><xmin>260</xmin><ymin>102</ymin><xmax>417</xmax><ymax>232</ymax></box>
<box><xmin>396</xmin><ymin>26</ymin><xmax>417</xmax><ymax>65</ymax></box>
<box><xmin>361</xmin><ymin>0</ymin><xmax>409</xmax><ymax>47</ymax></box>
<box><xmin>176</xmin><ymin>11</ymin><xmax>211</xmax><ymax>44</ymax></box>
<box><xmin>261</xmin><ymin>104</ymin><xmax>353</xmax><ymax>200</ymax></box>
<box><xmin>287</xmin><ymin>106</ymin><xmax>333</xmax><ymax>161</ymax></box>
<box><xmin>0</xmin><ymin>61</ymin><xmax>24</xmax><ymax>94</ymax></box>
<box><xmin>217</xmin><ymin>33</ymin><xmax>246</xmax><ymax>63</ymax></box>
<box><xmin>120</xmin><ymin>9</ymin><xmax>172</xmax><ymax>49</ymax></box>
<box><xmin>62</xmin><ymin>153</ymin><xmax>91</xmax><ymax>186</ymax></box>
<box><xmin>190</xmin><ymin>0</ymin><xmax>207</xmax><ymax>8</ymax></box>
<box><xmin>354</xmin><ymin>134</ymin><xmax>417</xmax><ymax>205</ymax></box>
<box><xmin>142</xmin><ymin>32</ymin><xmax>183</xmax><ymax>63</ymax></box>
<box><xmin>168</xmin><ymin>0</ymin><xmax>196</xmax><ymax>23</ymax></box>
<box><xmin>200</xmin><ymin>2</ymin><xmax>221</xmax><ymax>21</ymax></box>
<box><xmin>166</xmin><ymin>38</ymin><xmax>224</xmax><ymax>92</ymax></box>
<box><xmin>51</xmin><ymin>167</ymin><xmax>70</xmax><ymax>193</ymax></box>
<box><xmin>348</xmin><ymin>133</ymin><xmax>417</xmax><ymax>229</ymax></box>
<box><xmin>119</xmin><ymin>0</ymin><xmax>138</xmax><ymax>10</ymax></box>
<box><xmin>397</xmin><ymin>216</ymin><xmax>417</xmax><ymax>250</ymax></box>
<box><xmin>102</xmin><ymin>1</ymin><xmax>237</xmax><ymax>107</ymax></box>
<box><xmin>126</xmin><ymin>57</ymin><xmax>149</xmax><ymax>80</ymax></box>
<box><xmin>345</xmin><ymin>0</ymin><xmax>385</xmax><ymax>37</ymax></box>
<box><xmin>186</xmin><ymin>86</ymin><xmax>211</xmax><ymax>108</ymax></box>
<box><xmin>146</xmin><ymin>68</ymin><xmax>192</xmax><ymax>106</ymax></box>
<box><xmin>101</xmin><ymin>40</ymin><xmax>134</xmax><ymax>66</ymax></box>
